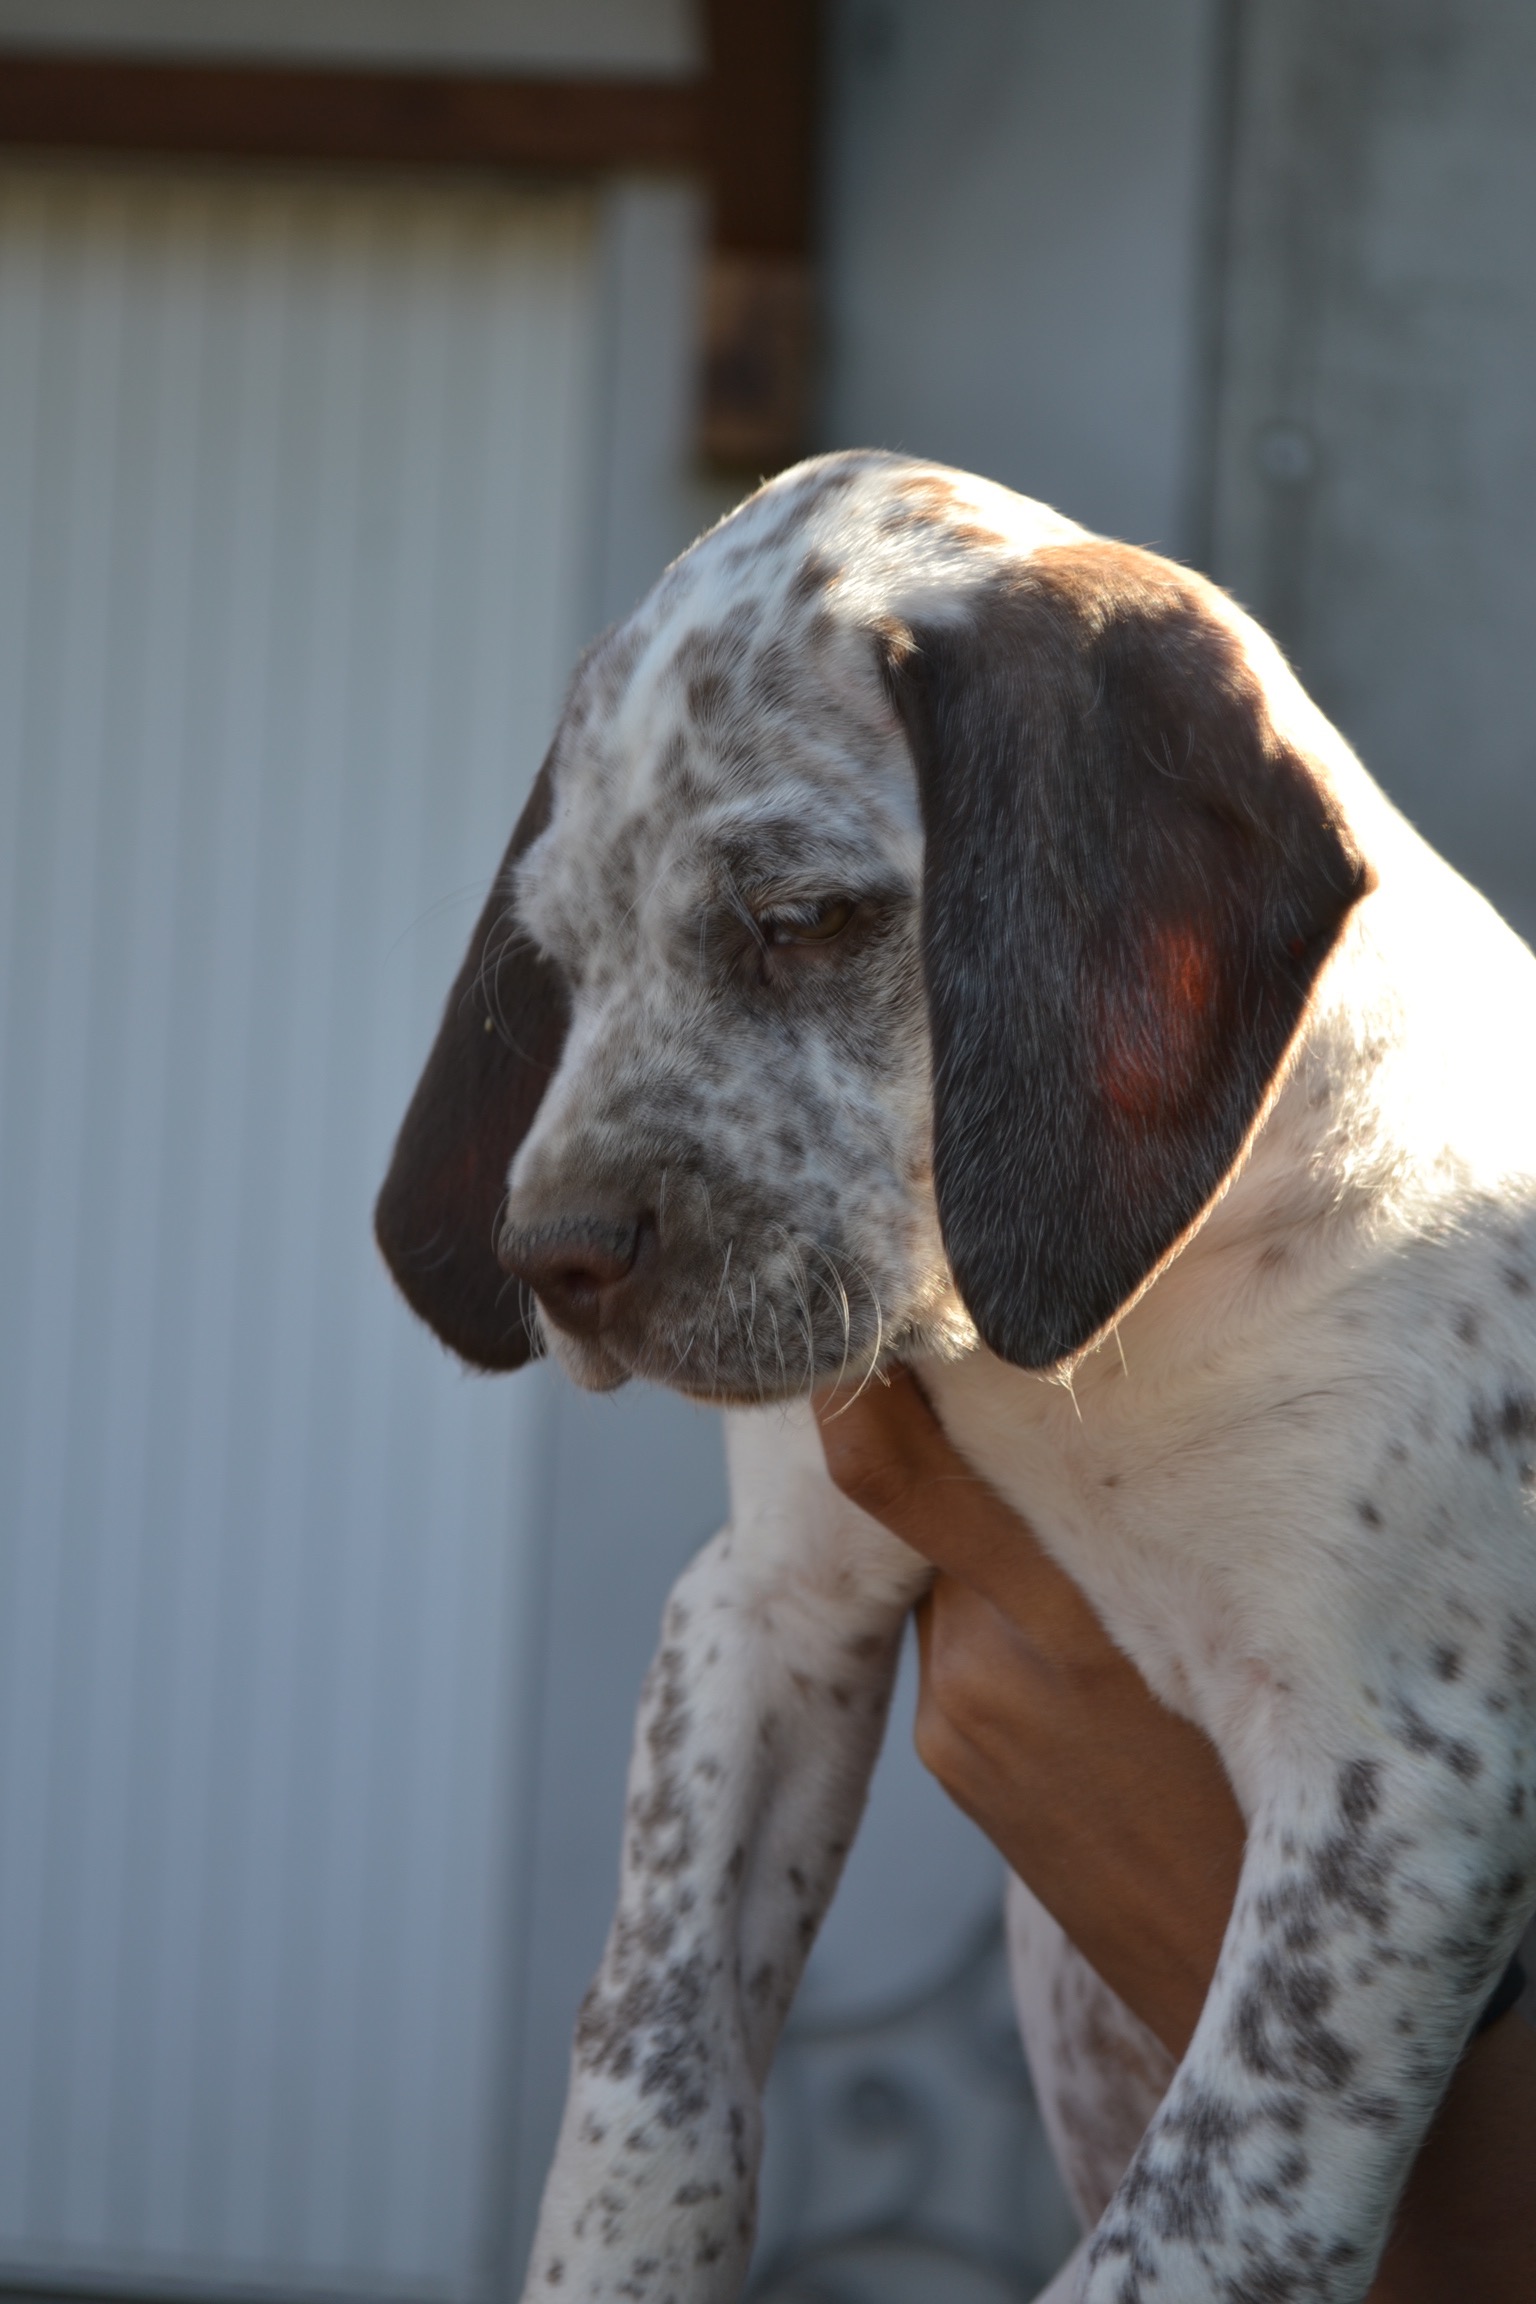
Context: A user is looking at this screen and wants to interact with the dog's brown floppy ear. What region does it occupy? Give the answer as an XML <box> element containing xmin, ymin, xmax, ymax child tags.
<box><xmin>375</xmin><ymin>756</ymin><xmax>569</xmax><ymax>1370</ymax></box>
<box><xmin>884</xmin><ymin>542</ymin><xmax>1373</xmax><ymax>1369</ymax></box>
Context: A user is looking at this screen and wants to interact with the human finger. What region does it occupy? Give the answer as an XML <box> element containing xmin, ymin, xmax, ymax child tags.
<box><xmin>814</xmin><ymin>1364</ymin><xmax>1102</xmax><ymax>1640</ymax></box>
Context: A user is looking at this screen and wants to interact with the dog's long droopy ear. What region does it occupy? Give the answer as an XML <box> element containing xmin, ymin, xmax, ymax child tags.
<box><xmin>883</xmin><ymin>542</ymin><xmax>1373</xmax><ymax>1369</ymax></box>
<box><xmin>375</xmin><ymin>756</ymin><xmax>569</xmax><ymax>1371</ymax></box>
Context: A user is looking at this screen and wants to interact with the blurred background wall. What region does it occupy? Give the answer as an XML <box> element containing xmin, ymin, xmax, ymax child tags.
<box><xmin>0</xmin><ymin>4</ymin><xmax>1532</xmax><ymax>2301</ymax></box>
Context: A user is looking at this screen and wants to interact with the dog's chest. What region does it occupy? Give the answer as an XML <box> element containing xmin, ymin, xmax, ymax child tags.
<box><xmin>921</xmin><ymin>1204</ymin><xmax>1536</xmax><ymax>1803</ymax></box>
<box><xmin>918</xmin><ymin>1333</ymin><xmax>1356</xmax><ymax>1745</ymax></box>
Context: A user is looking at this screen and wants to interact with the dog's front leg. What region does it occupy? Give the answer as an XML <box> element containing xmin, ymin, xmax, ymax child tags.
<box><xmin>1078</xmin><ymin>1739</ymin><xmax>1536</xmax><ymax>2304</ymax></box>
<box><xmin>520</xmin><ymin>1403</ymin><xmax>929</xmax><ymax>2303</ymax></box>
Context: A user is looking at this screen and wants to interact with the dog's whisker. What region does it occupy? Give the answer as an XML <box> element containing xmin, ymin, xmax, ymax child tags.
<box><xmin>812</xmin><ymin>1247</ymin><xmax>855</xmax><ymax>1391</ymax></box>
<box><xmin>476</xmin><ymin>907</ymin><xmax>523</xmax><ymax>1041</ymax></box>
<box><xmin>837</xmin><ymin>1257</ymin><xmax>887</xmax><ymax>1411</ymax></box>
<box><xmin>743</xmin><ymin>1277</ymin><xmax>767</xmax><ymax>1405</ymax></box>
<box><xmin>695</xmin><ymin>1174</ymin><xmax>719</xmax><ymax>1251</ymax></box>
<box><xmin>712</xmin><ymin>1240</ymin><xmax>737</xmax><ymax>1340</ymax></box>
<box><xmin>818</xmin><ymin>1279</ymin><xmax>885</xmax><ymax>1418</ymax></box>
<box><xmin>765</xmin><ymin>1298</ymin><xmax>789</xmax><ymax>1396</ymax></box>
<box><xmin>790</xmin><ymin>1238</ymin><xmax>819</xmax><ymax>1364</ymax></box>
<box><xmin>725</xmin><ymin>1272</ymin><xmax>765</xmax><ymax>1403</ymax></box>
<box><xmin>767</xmin><ymin>1223</ymin><xmax>819</xmax><ymax>1391</ymax></box>
<box><xmin>663</xmin><ymin>1321</ymin><xmax>700</xmax><ymax>1384</ymax></box>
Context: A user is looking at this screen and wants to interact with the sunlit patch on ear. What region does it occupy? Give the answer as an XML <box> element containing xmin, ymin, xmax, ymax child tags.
<box><xmin>1099</xmin><ymin>923</ymin><xmax>1218</xmax><ymax>1126</ymax></box>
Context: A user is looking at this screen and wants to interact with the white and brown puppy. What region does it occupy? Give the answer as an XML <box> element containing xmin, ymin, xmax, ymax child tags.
<box><xmin>376</xmin><ymin>452</ymin><xmax>1536</xmax><ymax>2303</ymax></box>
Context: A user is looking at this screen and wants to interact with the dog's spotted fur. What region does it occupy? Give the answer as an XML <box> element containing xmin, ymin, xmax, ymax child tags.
<box><xmin>378</xmin><ymin>452</ymin><xmax>1536</xmax><ymax>2300</ymax></box>
<box><xmin>1005</xmin><ymin>1874</ymin><xmax>1176</xmax><ymax>2232</ymax></box>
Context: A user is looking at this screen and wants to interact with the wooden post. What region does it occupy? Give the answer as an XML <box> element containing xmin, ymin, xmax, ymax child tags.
<box><xmin>698</xmin><ymin>0</ymin><xmax>821</xmax><ymax>472</ymax></box>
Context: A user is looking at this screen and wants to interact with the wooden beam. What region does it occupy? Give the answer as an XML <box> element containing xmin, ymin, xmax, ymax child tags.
<box><xmin>705</xmin><ymin>0</ymin><xmax>818</xmax><ymax>256</ymax></box>
<box><xmin>697</xmin><ymin>0</ymin><xmax>821</xmax><ymax>469</ymax></box>
<box><xmin>0</xmin><ymin>50</ymin><xmax>703</xmax><ymax>176</ymax></box>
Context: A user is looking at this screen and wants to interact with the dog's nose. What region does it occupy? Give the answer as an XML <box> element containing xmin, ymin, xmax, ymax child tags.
<box><xmin>498</xmin><ymin>1216</ymin><xmax>645</xmax><ymax>1339</ymax></box>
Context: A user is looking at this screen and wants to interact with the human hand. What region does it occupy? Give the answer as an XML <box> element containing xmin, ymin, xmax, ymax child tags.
<box><xmin>813</xmin><ymin>1365</ymin><xmax>1536</xmax><ymax>2303</ymax></box>
<box><xmin>813</xmin><ymin>1364</ymin><xmax>1240</xmax><ymax>2058</ymax></box>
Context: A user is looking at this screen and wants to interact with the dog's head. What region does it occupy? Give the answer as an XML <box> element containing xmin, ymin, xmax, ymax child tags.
<box><xmin>375</xmin><ymin>452</ymin><xmax>1372</xmax><ymax>1398</ymax></box>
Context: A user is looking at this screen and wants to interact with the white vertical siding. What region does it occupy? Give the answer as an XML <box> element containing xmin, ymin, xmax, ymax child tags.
<box><xmin>0</xmin><ymin>164</ymin><xmax>598</xmax><ymax>2299</ymax></box>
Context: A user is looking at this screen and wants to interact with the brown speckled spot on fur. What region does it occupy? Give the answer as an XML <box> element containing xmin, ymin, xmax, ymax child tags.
<box><xmin>738</xmin><ymin>461</ymin><xmax>864</xmax><ymax>558</ymax></box>
<box><xmin>747</xmin><ymin>639</ymin><xmax>798</xmax><ymax>715</ymax></box>
<box><xmin>687</xmin><ymin>668</ymin><xmax>734</xmax><ymax>729</ymax></box>
<box><xmin>878</xmin><ymin>471</ymin><xmax>1007</xmax><ymax>550</ymax></box>
<box><xmin>789</xmin><ymin>549</ymin><xmax>840</xmax><ymax>603</ymax></box>
<box><xmin>1050</xmin><ymin>1955</ymin><xmax>1173</xmax><ymax>2224</ymax></box>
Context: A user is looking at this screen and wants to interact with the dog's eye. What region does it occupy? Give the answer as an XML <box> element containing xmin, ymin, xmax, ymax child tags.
<box><xmin>760</xmin><ymin>897</ymin><xmax>857</xmax><ymax>947</ymax></box>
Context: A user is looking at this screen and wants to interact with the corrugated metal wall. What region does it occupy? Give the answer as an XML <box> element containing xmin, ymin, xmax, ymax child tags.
<box><xmin>0</xmin><ymin>162</ymin><xmax>597</xmax><ymax>2299</ymax></box>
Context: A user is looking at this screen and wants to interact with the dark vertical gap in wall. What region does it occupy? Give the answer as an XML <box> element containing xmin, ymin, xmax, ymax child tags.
<box><xmin>1183</xmin><ymin>0</ymin><xmax>1247</xmax><ymax>576</ymax></box>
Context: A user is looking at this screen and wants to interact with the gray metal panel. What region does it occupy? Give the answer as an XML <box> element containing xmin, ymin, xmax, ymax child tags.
<box><xmin>820</xmin><ymin>0</ymin><xmax>1219</xmax><ymax>557</ymax></box>
<box><xmin>0</xmin><ymin>163</ymin><xmax>598</xmax><ymax>2300</ymax></box>
<box><xmin>1209</xmin><ymin>0</ymin><xmax>1536</xmax><ymax>939</ymax></box>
